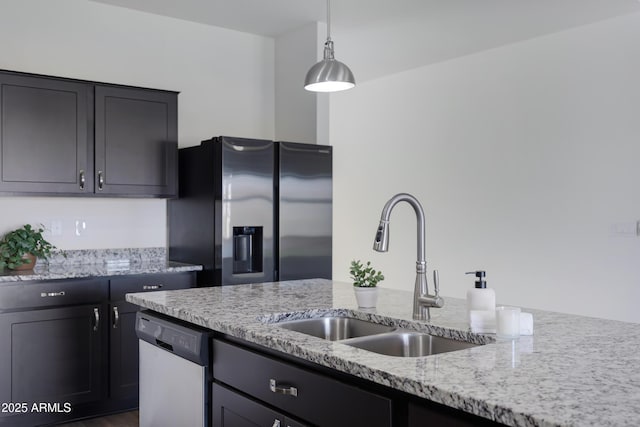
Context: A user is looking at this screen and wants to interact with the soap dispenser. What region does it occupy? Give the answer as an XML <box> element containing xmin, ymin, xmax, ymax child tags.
<box><xmin>465</xmin><ymin>270</ymin><xmax>496</xmax><ymax>315</ymax></box>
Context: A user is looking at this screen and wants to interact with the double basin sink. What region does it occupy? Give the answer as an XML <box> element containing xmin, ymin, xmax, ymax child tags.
<box><xmin>277</xmin><ymin>316</ymin><xmax>478</xmax><ymax>357</ymax></box>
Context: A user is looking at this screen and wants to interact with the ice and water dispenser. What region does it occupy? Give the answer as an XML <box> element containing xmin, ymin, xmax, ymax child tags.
<box><xmin>232</xmin><ymin>226</ymin><xmax>263</xmax><ymax>274</ymax></box>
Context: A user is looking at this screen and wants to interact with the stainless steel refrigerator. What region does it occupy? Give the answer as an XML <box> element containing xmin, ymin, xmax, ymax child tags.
<box><xmin>168</xmin><ymin>136</ymin><xmax>332</xmax><ymax>286</ymax></box>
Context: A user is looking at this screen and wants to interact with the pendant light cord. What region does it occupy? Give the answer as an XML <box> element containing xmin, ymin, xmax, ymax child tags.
<box><xmin>326</xmin><ymin>0</ymin><xmax>331</xmax><ymax>42</ymax></box>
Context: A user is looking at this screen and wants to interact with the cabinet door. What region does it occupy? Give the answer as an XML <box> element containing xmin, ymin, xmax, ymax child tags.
<box><xmin>212</xmin><ymin>383</ymin><xmax>286</xmax><ymax>427</ymax></box>
<box><xmin>94</xmin><ymin>85</ymin><xmax>177</xmax><ymax>197</ymax></box>
<box><xmin>0</xmin><ymin>72</ymin><xmax>92</xmax><ymax>194</ymax></box>
<box><xmin>109</xmin><ymin>301</ymin><xmax>139</xmax><ymax>400</ymax></box>
<box><xmin>0</xmin><ymin>304</ymin><xmax>105</xmax><ymax>408</ymax></box>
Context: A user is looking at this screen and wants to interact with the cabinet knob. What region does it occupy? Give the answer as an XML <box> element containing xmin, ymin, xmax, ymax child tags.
<box><xmin>272</xmin><ymin>420</ymin><xmax>281</xmax><ymax>427</ymax></box>
<box><xmin>79</xmin><ymin>170</ymin><xmax>85</xmax><ymax>190</ymax></box>
<box><xmin>269</xmin><ymin>379</ymin><xmax>298</xmax><ymax>397</ymax></box>
<box><xmin>97</xmin><ymin>171</ymin><xmax>104</xmax><ymax>190</ymax></box>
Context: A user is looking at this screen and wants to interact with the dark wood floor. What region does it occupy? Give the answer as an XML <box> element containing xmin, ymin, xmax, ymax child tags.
<box><xmin>55</xmin><ymin>410</ymin><xmax>138</xmax><ymax>427</ymax></box>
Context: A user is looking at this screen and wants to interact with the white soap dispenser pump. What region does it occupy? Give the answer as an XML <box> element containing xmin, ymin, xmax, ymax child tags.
<box><xmin>465</xmin><ymin>270</ymin><xmax>496</xmax><ymax>314</ymax></box>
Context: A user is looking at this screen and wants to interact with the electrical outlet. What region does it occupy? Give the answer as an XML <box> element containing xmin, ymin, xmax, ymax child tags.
<box><xmin>75</xmin><ymin>219</ymin><xmax>87</xmax><ymax>237</ymax></box>
<box><xmin>50</xmin><ymin>220</ymin><xmax>62</xmax><ymax>236</ymax></box>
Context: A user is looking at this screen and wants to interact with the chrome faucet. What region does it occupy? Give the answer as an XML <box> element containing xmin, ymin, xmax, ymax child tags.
<box><xmin>373</xmin><ymin>193</ymin><xmax>444</xmax><ymax>321</ymax></box>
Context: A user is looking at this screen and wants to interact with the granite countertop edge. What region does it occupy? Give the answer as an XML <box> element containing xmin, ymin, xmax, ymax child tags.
<box><xmin>0</xmin><ymin>260</ymin><xmax>202</xmax><ymax>282</ymax></box>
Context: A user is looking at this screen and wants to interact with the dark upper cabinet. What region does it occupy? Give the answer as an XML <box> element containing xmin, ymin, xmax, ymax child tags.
<box><xmin>0</xmin><ymin>70</ymin><xmax>177</xmax><ymax>197</ymax></box>
<box><xmin>0</xmin><ymin>72</ymin><xmax>93</xmax><ymax>194</ymax></box>
<box><xmin>95</xmin><ymin>86</ymin><xmax>177</xmax><ymax>197</ymax></box>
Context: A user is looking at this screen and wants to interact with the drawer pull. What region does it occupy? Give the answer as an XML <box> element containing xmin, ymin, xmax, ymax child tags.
<box><xmin>143</xmin><ymin>284</ymin><xmax>163</xmax><ymax>290</ymax></box>
<box><xmin>269</xmin><ymin>379</ymin><xmax>298</xmax><ymax>397</ymax></box>
<box><xmin>93</xmin><ymin>307</ymin><xmax>100</xmax><ymax>332</ymax></box>
<box><xmin>40</xmin><ymin>291</ymin><xmax>66</xmax><ymax>298</ymax></box>
<box><xmin>272</xmin><ymin>420</ymin><xmax>281</xmax><ymax>427</ymax></box>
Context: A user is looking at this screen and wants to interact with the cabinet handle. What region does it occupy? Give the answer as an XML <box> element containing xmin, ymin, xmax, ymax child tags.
<box><xmin>97</xmin><ymin>171</ymin><xmax>104</xmax><ymax>190</ymax></box>
<box><xmin>79</xmin><ymin>170</ymin><xmax>85</xmax><ymax>190</ymax></box>
<box><xmin>40</xmin><ymin>291</ymin><xmax>65</xmax><ymax>298</ymax></box>
<box><xmin>112</xmin><ymin>306</ymin><xmax>119</xmax><ymax>329</ymax></box>
<box><xmin>272</xmin><ymin>421</ymin><xmax>281</xmax><ymax>427</ymax></box>
<box><xmin>269</xmin><ymin>379</ymin><xmax>298</xmax><ymax>397</ymax></box>
<box><xmin>142</xmin><ymin>284</ymin><xmax>163</xmax><ymax>290</ymax></box>
<box><xmin>93</xmin><ymin>307</ymin><xmax>100</xmax><ymax>332</ymax></box>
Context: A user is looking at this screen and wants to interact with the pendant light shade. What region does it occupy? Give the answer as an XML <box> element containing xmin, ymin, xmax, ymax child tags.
<box><xmin>304</xmin><ymin>0</ymin><xmax>355</xmax><ymax>92</ymax></box>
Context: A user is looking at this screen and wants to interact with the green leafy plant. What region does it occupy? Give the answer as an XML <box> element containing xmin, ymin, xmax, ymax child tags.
<box><xmin>0</xmin><ymin>224</ymin><xmax>61</xmax><ymax>270</ymax></box>
<box><xmin>349</xmin><ymin>260</ymin><xmax>384</xmax><ymax>288</ymax></box>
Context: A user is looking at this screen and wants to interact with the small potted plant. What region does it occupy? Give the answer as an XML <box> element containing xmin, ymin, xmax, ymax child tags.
<box><xmin>349</xmin><ymin>259</ymin><xmax>384</xmax><ymax>308</ymax></box>
<box><xmin>0</xmin><ymin>224</ymin><xmax>60</xmax><ymax>271</ymax></box>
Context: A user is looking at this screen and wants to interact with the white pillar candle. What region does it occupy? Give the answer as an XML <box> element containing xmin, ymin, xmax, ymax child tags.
<box><xmin>496</xmin><ymin>306</ymin><xmax>521</xmax><ymax>339</ymax></box>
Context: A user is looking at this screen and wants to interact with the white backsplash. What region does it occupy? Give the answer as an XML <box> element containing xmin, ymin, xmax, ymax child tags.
<box><xmin>0</xmin><ymin>197</ymin><xmax>167</xmax><ymax>250</ymax></box>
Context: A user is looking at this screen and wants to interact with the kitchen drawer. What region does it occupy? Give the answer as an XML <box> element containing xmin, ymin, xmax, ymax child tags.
<box><xmin>0</xmin><ymin>278</ymin><xmax>108</xmax><ymax>312</ymax></box>
<box><xmin>213</xmin><ymin>339</ymin><xmax>392</xmax><ymax>427</ymax></box>
<box><xmin>109</xmin><ymin>272</ymin><xmax>195</xmax><ymax>301</ymax></box>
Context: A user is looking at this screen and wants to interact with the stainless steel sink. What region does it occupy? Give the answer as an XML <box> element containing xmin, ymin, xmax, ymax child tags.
<box><xmin>343</xmin><ymin>331</ymin><xmax>478</xmax><ymax>357</ymax></box>
<box><xmin>277</xmin><ymin>316</ymin><xmax>395</xmax><ymax>341</ymax></box>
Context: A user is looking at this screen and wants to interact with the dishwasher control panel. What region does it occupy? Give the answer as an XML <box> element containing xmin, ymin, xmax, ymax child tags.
<box><xmin>135</xmin><ymin>310</ymin><xmax>212</xmax><ymax>365</ymax></box>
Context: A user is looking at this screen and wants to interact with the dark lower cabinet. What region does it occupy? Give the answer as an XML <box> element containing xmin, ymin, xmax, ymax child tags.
<box><xmin>0</xmin><ymin>278</ymin><xmax>108</xmax><ymax>427</ymax></box>
<box><xmin>212</xmin><ymin>383</ymin><xmax>306</xmax><ymax>427</ymax></box>
<box><xmin>109</xmin><ymin>300</ymin><xmax>139</xmax><ymax>400</ymax></box>
<box><xmin>0</xmin><ymin>271</ymin><xmax>195</xmax><ymax>426</ymax></box>
<box><xmin>213</xmin><ymin>338</ymin><xmax>392</xmax><ymax>427</ymax></box>
<box><xmin>0</xmin><ymin>304</ymin><xmax>105</xmax><ymax>406</ymax></box>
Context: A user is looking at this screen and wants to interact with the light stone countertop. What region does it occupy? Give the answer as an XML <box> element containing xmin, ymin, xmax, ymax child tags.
<box><xmin>0</xmin><ymin>248</ymin><xmax>201</xmax><ymax>283</ymax></box>
<box><xmin>126</xmin><ymin>279</ymin><xmax>640</xmax><ymax>427</ymax></box>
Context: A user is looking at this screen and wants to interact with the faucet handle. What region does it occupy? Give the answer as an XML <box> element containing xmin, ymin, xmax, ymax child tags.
<box><xmin>433</xmin><ymin>269</ymin><xmax>440</xmax><ymax>296</ymax></box>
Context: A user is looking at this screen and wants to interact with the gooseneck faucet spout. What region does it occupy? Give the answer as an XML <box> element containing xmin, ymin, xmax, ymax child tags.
<box><xmin>373</xmin><ymin>193</ymin><xmax>444</xmax><ymax>321</ymax></box>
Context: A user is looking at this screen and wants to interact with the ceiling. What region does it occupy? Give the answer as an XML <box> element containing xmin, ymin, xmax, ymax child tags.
<box><xmin>90</xmin><ymin>0</ymin><xmax>640</xmax><ymax>81</ymax></box>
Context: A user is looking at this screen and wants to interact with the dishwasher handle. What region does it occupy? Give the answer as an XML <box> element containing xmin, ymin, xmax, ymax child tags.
<box><xmin>155</xmin><ymin>339</ymin><xmax>174</xmax><ymax>352</ymax></box>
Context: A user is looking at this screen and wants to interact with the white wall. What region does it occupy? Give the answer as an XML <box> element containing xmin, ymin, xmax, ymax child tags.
<box><xmin>331</xmin><ymin>12</ymin><xmax>640</xmax><ymax>323</ymax></box>
<box><xmin>275</xmin><ymin>23</ymin><xmax>319</xmax><ymax>144</ymax></box>
<box><xmin>274</xmin><ymin>22</ymin><xmax>330</xmax><ymax>145</ymax></box>
<box><xmin>0</xmin><ymin>0</ymin><xmax>275</xmax><ymax>249</ymax></box>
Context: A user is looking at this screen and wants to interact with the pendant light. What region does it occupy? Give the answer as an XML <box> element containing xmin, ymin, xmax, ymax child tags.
<box><xmin>304</xmin><ymin>0</ymin><xmax>355</xmax><ymax>92</ymax></box>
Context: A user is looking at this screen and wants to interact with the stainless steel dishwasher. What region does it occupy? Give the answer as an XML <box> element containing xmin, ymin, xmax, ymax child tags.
<box><xmin>136</xmin><ymin>310</ymin><xmax>213</xmax><ymax>427</ymax></box>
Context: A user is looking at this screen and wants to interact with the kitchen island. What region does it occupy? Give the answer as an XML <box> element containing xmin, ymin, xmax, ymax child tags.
<box><xmin>126</xmin><ymin>279</ymin><xmax>640</xmax><ymax>427</ymax></box>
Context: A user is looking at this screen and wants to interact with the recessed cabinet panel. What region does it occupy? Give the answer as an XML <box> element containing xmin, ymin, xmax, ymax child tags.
<box><xmin>0</xmin><ymin>304</ymin><xmax>105</xmax><ymax>408</ymax></box>
<box><xmin>0</xmin><ymin>72</ymin><xmax>92</xmax><ymax>193</ymax></box>
<box><xmin>95</xmin><ymin>85</ymin><xmax>177</xmax><ymax>197</ymax></box>
<box><xmin>212</xmin><ymin>383</ymin><xmax>286</xmax><ymax>427</ymax></box>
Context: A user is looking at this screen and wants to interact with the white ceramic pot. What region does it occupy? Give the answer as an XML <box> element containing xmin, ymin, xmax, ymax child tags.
<box><xmin>354</xmin><ymin>286</ymin><xmax>379</xmax><ymax>308</ymax></box>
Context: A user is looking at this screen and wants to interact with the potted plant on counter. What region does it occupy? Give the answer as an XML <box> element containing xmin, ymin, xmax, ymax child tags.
<box><xmin>349</xmin><ymin>259</ymin><xmax>384</xmax><ymax>308</ymax></box>
<box><xmin>0</xmin><ymin>224</ymin><xmax>60</xmax><ymax>271</ymax></box>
